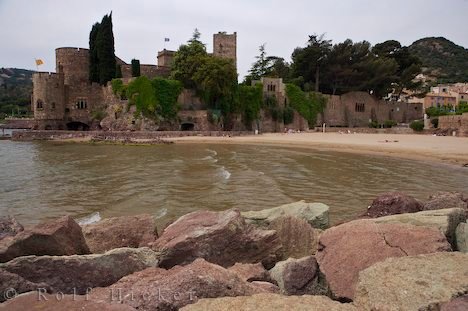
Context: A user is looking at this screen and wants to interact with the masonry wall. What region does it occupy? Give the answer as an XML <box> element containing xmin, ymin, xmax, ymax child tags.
<box><xmin>32</xmin><ymin>72</ymin><xmax>65</xmax><ymax>121</ymax></box>
<box><xmin>213</xmin><ymin>32</ymin><xmax>237</xmax><ymax>67</ymax></box>
<box><xmin>56</xmin><ymin>48</ymin><xmax>90</xmax><ymax>85</ymax></box>
<box><xmin>438</xmin><ymin>113</ymin><xmax>468</xmax><ymax>136</ymax></box>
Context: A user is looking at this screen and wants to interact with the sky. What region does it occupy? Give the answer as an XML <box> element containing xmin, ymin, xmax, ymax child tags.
<box><xmin>1</xmin><ymin>0</ymin><xmax>467</xmax><ymax>79</ymax></box>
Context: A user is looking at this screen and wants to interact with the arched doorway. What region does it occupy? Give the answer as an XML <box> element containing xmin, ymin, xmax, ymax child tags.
<box><xmin>66</xmin><ymin>122</ymin><xmax>90</xmax><ymax>131</ymax></box>
<box><xmin>181</xmin><ymin>122</ymin><xmax>195</xmax><ymax>131</ymax></box>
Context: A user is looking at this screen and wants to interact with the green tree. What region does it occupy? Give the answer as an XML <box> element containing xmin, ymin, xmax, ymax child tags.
<box><xmin>88</xmin><ymin>23</ymin><xmax>100</xmax><ymax>83</ymax></box>
<box><xmin>131</xmin><ymin>59</ymin><xmax>140</xmax><ymax>77</ymax></box>
<box><xmin>95</xmin><ymin>13</ymin><xmax>116</xmax><ymax>85</ymax></box>
<box><xmin>115</xmin><ymin>64</ymin><xmax>122</xmax><ymax>78</ymax></box>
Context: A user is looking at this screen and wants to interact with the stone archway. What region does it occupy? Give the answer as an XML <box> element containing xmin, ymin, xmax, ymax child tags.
<box><xmin>180</xmin><ymin>122</ymin><xmax>195</xmax><ymax>131</ymax></box>
<box><xmin>66</xmin><ymin>122</ymin><xmax>90</xmax><ymax>131</ymax></box>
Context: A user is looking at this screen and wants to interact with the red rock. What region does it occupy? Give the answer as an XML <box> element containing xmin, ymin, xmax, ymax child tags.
<box><xmin>250</xmin><ymin>281</ymin><xmax>280</xmax><ymax>293</ymax></box>
<box><xmin>0</xmin><ymin>247</ymin><xmax>160</xmax><ymax>294</ymax></box>
<box><xmin>315</xmin><ymin>219</ymin><xmax>451</xmax><ymax>301</ymax></box>
<box><xmin>152</xmin><ymin>209</ymin><xmax>282</xmax><ymax>269</ymax></box>
<box><xmin>89</xmin><ymin>258</ymin><xmax>263</xmax><ymax>310</ymax></box>
<box><xmin>363</xmin><ymin>192</ymin><xmax>423</xmax><ymax>218</ymax></box>
<box><xmin>227</xmin><ymin>262</ymin><xmax>272</xmax><ymax>282</ymax></box>
<box><xmin>440</xmin><ymin>295</ymin><xmax>468</xmax><ymax>311</ymax></box>
<box><xmin>0</xmin><ymin>216</ymin><xmax>23</xmax><ymax>240</ymax></box>
<box><xmin>424</xmin><ymin>192</ymin><xmax>467</xmax><ymax>213</ymax></box>
<box><xmin>0</xmin><ymin>269</ymin><xmax>52</xmax><ymax>302</ymax></box>
<box><xmin>0</xmin><ymin>292</ymin><xmax>135</xmax><ymax>311</ymax></box>
<box><xmin>82</xmin><ymin>214</ymin><xmax>158</xmax><ymax>253</ymax></box>
<box><xmin>0</xmin><ymin>216</ymin><xmax>90</xmax><ymax>263</ymax></box>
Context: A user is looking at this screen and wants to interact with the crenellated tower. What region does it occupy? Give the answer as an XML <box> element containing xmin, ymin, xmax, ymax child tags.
<box><xmin>213</xmin><ymin>32</ymin><xmax>237</xmax><ymax>69</ymax></box>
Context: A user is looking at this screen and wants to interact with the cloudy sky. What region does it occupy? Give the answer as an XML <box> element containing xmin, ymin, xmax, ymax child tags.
<box><xmin>1</xmin><ymin>0</ymin><xmax>467</xmax><ymax>78</ymax></box>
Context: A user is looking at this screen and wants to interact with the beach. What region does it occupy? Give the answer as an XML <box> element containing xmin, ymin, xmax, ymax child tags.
<box><xmin>169</xmin><ymin>132</ymin><xmax>468</xmax><ymax>166</ymax></box>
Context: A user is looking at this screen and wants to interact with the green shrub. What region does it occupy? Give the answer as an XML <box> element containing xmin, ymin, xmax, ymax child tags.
<box><xmin>283</xmin><ymin>106</ymin><xmax>294</xmax><ymax>124</ymax></box>
<box><xmin>285</xmin><ymin>84</ymin><xmax>327</xmax><ymax>126</ymax></box>
<box><xmin>431</xmin><ymin>118</ymin><xmax>439</xmax><ymax>128</ymax></box>
<box><xmin>384</xmin><ymin>120</ymin><xmax>397</xmax><ymax>128</ymax></box>
<box><xmin>368</xmin><ymin>121</ymin><xmax>379</xmax><ymax>128</ymax></box>
<box><xmin>111</xmin><ymin>79</ymin><xmax>127</xmax><ymax>99</ymax></box>
<box><xmin>410</xmin><ymin>120</ymin><xmax>424</xmax><ymax>132</ymax></box>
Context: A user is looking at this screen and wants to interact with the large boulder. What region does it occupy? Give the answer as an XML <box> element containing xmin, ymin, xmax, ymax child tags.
<box><xmin>0</xmin><ymin>292</ymin><xmax>136</xmax><ymax>311</ymax></box>
<box><xmin>0</xmin><ymin>216</ymin><xmax>23</xmax><ymax>240</ymax></box>
<box><xmin>440</xmin><ymin>295</ymin><xmax>468</xmax><ymax>311</ymax></box>
<box><xmin>82</xmin><ymin>214</ymin><xmax>158</xmax><ymax>253</ymax></box>
<box><xmin>269</xmin><ymin>256</ymin><xmax>327</xmax><ymax>296</ymax></box>
<box><xmin>0</xmin><ymin>247</ymin><xmax>160</xmax><ymax>294</ymax></box>
<box><xmin>0</xmin><ymin>216</ymin><xmax>89</xmax><ymax>263</ymax></box>
<box><xmin>0</xmin><ymin>269</ymin><xmax>52</xmax><ymax>302</ymax></box>
<box><xmin>372</xmin><ymin>208</ymin><xmax>466</xmax><ymax>248</ymax></box>
<box><xmin>456</xmin><ymin>222</ymin><xmax>468</xmax><ymax>252</ymax></box>
<box><xmin>180</xmin><ymin>293</ymin><xmax>357</xmax><ymax>311</ymax></box>
<box><xmin>315</xmin><ymin>219</ymin><xmax>451</xmax><ymax>301</ymax></box>
<box><xmin>152</xmin><ymin>209</ymin><xmax>282</xmax><ymax>269</ymax></box>
<box><xmin>424</xmin><ymin>191</ymin><xmax>467</xmax><ymax>212</ymax></box>
<box><xmin>363</xmin><ymin>192</ymin><xmax>423</xmax><ymax>218</ymax></box>
<box><xmin>268</xmin><ymin>216</ymin><xmax>321</xmax><ymax>260</ymax></box>
<box><xmin>89</xmin><ymin>258</ymin><xmax>266</xmax><ymax>310</ymax></box>
<box><xmin>241</xmin><ymin>201</ymin><xmax>329</xmax><ymax>229</ymax></box>
<box><xmin>354</xmin><ymin>252</ymin><xmax>468</xmax><ymax>311</ymax></box>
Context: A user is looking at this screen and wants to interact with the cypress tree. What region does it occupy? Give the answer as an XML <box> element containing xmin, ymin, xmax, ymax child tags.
<box><xmin>96</xmin><ymin>13</ymin><xmax>116</xmax><ymax>85</ymax></box>
<box><xmin>115</xmin><ymin>64</ymin><xmax>123</xmax><ymax>78</ymax></box>
<box><xmin>131</xmin><ymin>59</ymin><xmax>140</xmax><ymax>77</ymax></box>
<box><xmin>89</xmin><ymin>23</ymin><xmax>100</xmax><ymax>83</ymax></box>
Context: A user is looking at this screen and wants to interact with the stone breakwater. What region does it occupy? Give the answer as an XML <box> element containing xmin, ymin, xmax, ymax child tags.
<box><xmin>11</xmin><ymin>130</ymin><xmax>254</xmax><ymax>143</ymax></box>
<box><xmin>0</xmin><ymin>191</ymin><xmax>467</xmax><ymax>310</ymax></box>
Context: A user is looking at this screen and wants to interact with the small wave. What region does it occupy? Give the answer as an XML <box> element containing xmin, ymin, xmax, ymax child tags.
<box><xmin>206</xmin><ymin>149</ymin><xmax>218</xmax><ymax>156</ymax></box>
<box><xmin>218</xmin><ymin>166</ymin><xmax>231</xmax><ymax>180</ymax></box>
<box><xmin>77</xmin><ymin>212</ymin><xmax>101</xmax><ymax>225</ymax></box>
<box><xmin>154</xmin><ymin>208</ymin><xmax>168</xmax><ymax>219</ymax></box>
<box><xmin>201</xmin><ymin>156</ymin><xmax>218</xmax><ymax>163</ymax></box>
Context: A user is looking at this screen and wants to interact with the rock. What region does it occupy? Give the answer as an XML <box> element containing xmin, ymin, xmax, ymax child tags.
<box><xmin>0</xmin><ymin>216</ymin><xmax>90</xmax><ymax>263</ymax></box>
<box><xmin>269</xmin><ymin>256</ymin><xmax>328</xmax><ymax>296</ymax></box>
<box><xmin>0</xmin><ymin>269</ymin><xmax>52</xmax><ymax>302</ymax></box>
<box><xmin>363</xmin><ymin>192</ymin><xmax>423</xmax><ymax>218</ymax></box>
<box><xmin>242</xmin><ymin>201</ymin><xmax>329</xmax><ymax>229</ymax></box>
<box><xmin>0</xmin><ymin>292</ymin><xmax>136</xmax><ymax>311</ymax></box>
<box><xmin>0</xmin><ymin>216</ymin><xmax>23</xmax><ymax>240</ymax></box>
<box><xmin>268</xmin><ymin>216</ymin><xmax>321</xmax><ymax>259</ymax></box>
<box><xmin>456</xmin><ymin>222</ymin><xmax>468</xmax><ymax>252</ymax></box>
<box><xmin>152</xmin><ymin>209</ymin><xmax>282</xmax><ymax>269</ymax></box>
<box><xmin>180</xmin><ymin>293</ymin><xmax>358</xmax><ymax>311</ymax></box>
<box><xmin>227</xmin><ymin>262</ymin><xmax>271</xmax><ymax>282</ymax></box>
<box><xmin>440</xmin><ymin>295</ymin><xmax>468</xmax><ymax>311</ymax></box>
<box><xmin>250</xmin><ymin>281</ymin><xmax>280</xmax><ymax>293</ymax></box>
<box><xmin>0</xmin><ymin>247</ymin><xmax>160</xmax><ymax>294</ymax></box>
<box><xmin>89</xmin><ymin>258</ymin><xmax>263</xmax><ymax>310</ymax></box>
<box><xmin>82</xmin><ymin>214</ymin><xmax>158</xmax><ymax>253</ymax></box>
<box><xmin>354</xmin><ymin>252</ymin><xmax>468</xmax><ymax>311</ymax></box>
<box><xmin>424</xmin><ymin>191</ymin><xmax>467</xmax><ymax>212</ymax></box>
<box><xmin>315</xmin><ymin>219</ymin><xmax>451</xmax><ymax>301</ymax></box>
<box><xmin>372</xmin><ymin>208</ymin><xmax>466</xmax><ymax>248</ymax></box>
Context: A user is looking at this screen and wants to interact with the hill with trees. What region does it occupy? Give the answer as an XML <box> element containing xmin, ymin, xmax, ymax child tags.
<box><xmin>0</xmin><ymin>68</ymin><xmax>33</xmax><ymax>119</ymax></box>
<box><xmin>408</xmin><ymin>37</ymin><xmax>468</xmax><ymax>83</ymax></box>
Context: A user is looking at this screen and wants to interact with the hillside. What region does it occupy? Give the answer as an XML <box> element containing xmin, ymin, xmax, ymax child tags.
<box><xmin>0</xmin><ymin>68</ymin><xmax>34</xmax><ymax>118</ymax></box>
<box><xmin>409</xmin><ymin>37</ymin><xmax>468</xmax><ymax>83</ymax></box>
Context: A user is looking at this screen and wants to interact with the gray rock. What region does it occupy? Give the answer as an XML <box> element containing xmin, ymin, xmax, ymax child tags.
<box><xmin>269</xmin><ymin>256</ymin><xmax>328</xmax><ymax>296</ymax></box>
<box><xmin>424</xmin><ymin>191</ymin><xmax>467</xmax><ymax>212</ymax></box>
<box><xmin>372</xmin><ymin>208</ymin><xmax>466</xmax><ymax>247</ymax></box>
<box><xmin>455</xmin><ymin>222</ymin><xmax>468</xmax><ymax>252</ymax></box>
<box><xmin>0</xmin><ymin>216</ymin><xmax>23</xmax><ymax>240</ymax></box>
<box><xmin>354</xmin><ymin>252</ymin><xmax>468</xmax><ymax>311</ymax></box>
<box><xmin>0</xmin><ymin>269</ymin><xmax>52</xmax><ymax>302</ymax></box>
<box><xmin>242</xmin><ymin>201</ymin><xmax>329</xmax><ymax>229</ymax></box>
<box><xmin>0</xmin><ymin>247</ymin><xmax>160</xmax><ymax>294</ymax></box>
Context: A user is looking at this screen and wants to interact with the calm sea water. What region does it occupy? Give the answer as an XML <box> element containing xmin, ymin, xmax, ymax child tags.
<box><xmin>0</xmin><ymin>140</ymin><xmax>466</xmax><ymax>227</ymax></box>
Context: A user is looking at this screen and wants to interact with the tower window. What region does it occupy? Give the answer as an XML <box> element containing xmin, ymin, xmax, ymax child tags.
<box><xmin>76</xmin><ymin>98</ymin><xmax>88</xmax><ymax>109</ymax></box>
<box><xmin>36</xmin><ymin>99</ymin><xmax>44</xmax><ymax>109</ymax></box>
<box><xmin>355</xmin><ymin>103</ymin><xmax>365</xmax><ymax>112</ymax></box>
<box><xmin>51</xmin><ymin>102</ymin><xmax>56</xmax><ymax>109</ymax></box>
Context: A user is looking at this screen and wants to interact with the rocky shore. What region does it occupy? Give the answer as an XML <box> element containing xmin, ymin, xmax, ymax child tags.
<box><xmin>0</xmin><ymin>191</ymin><xmax>467</xmax><ymax>310</ymax></box>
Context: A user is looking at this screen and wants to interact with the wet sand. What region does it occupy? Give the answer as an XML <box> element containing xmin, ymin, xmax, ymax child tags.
<box><xmin>169</xmin><ymin>133</ymin><xmax>468</xmax><ymax>166</ymax></box>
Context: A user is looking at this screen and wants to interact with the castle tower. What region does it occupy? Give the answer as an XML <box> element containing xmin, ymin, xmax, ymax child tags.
<box><xmin>32</xmin><ymin>72</ymin><xmax>65</xmax><ymax>125</ymax></box>
<box><xmin>55</xmin><ymin>48</ymin><xmax>90</xmax><ymax>85</ymax></box>
<box><xmin>213</xmin><ymin>32</ymin><xmax>237</xmax><ymax>69</ymax></box>
<box><xmin>157</xmin><ymin>49</ymin><xmax>175</xmax><ymax>68</ymax></box>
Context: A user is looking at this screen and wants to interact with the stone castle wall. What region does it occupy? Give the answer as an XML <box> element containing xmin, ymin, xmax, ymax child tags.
<box><xmin>438</xmin><ymin>113</ymin><xmax>468</xmax><ymax>136</ymax></box>
<box><xmin>56</xmin><ymin>48</ymin><xmax>90</xmax><ymax>85</ymax></box>
<box><xmin>32</xmin><ymin>72</ymin><xmax>65</xmax><ymax>121</ymax></box>
<box><xmin>213</xmin><ymin>32</ymin><xmax>237</xmax><ymax>66</ymax></box>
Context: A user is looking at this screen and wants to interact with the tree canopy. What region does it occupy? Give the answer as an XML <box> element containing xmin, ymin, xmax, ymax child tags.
<box><xmin>89</xmin><ymin>13</ymin><xmax>116</xmax><ymax>85</ymax></box>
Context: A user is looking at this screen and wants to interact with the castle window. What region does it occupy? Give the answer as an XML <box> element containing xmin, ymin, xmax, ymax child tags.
<box><xmin>51</xmin><ymin>102</ymin><xmax>56</xmax><ymax>110</ymax></box>
<box><xmin>36</xmin><ymin>99</ymin><xmax>44</xmax><ymax>109</ymax></box>
<box><xmin>355</xmin><ymin>103</ymin><xmax>365</xmax><ymax>112</ymax></box>
<box><xmin>267</xmin><ymin>84</ymin><xmax>276</xmax><ymax>92</ymax></box>
<box><xmin>76</xmin><ymin>98</ymin><xmax>88</xmax><ymax>110</ymax></box>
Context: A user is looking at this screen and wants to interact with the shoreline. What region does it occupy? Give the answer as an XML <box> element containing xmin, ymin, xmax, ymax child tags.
<box><xmin>168</xmin><ymin>132</ymin><xmax>468</xmax><ymax>167</ymax></box>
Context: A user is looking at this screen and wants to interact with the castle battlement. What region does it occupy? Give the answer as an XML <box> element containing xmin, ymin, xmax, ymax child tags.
<box><xmin>33</xmin><ymin>72</ymin><xmax>62</xmax><ymax>79</ymax></box>
<box><xmin>55</xmin><ymin>47</ymin><xmax>90</xmax><ymax>53</ymax></box>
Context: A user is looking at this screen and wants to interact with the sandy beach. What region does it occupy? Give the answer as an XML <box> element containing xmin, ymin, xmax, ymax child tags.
<box><xmin>169</xmin><ymin>132</ymin><xmax>468</xmax><ymax>166</ymax></box>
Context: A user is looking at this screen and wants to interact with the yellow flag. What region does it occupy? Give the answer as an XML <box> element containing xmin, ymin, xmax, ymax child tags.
<box><xmin>35</xmin><ymin>59</ymin><xmax>44</xmax><ymax>66</ymax></box>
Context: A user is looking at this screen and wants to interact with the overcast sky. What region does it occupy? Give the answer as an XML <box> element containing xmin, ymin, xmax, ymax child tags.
<box><xmin>1</xmin><ymin>0</ymin><xmax>467</xmax><ymax>79</ymax></box>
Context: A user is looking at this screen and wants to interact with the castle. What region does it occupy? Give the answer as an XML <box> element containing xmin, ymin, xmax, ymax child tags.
<box><xmin>31</xmin><ymin>31</ymin><xmax>423</xmax><ymax>132</ymax></box>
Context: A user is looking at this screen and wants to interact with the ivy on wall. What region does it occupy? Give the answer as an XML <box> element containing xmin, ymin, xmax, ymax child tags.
<box><xmin>237</xmin><ymin>83</ymin><xmax>263</xmax><ymax>127</ymax></box>
<box><xmin>285</xmin><ymin>83</ymin><xmax>327</xmax><ymax>126</ymax></box>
